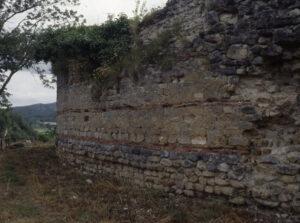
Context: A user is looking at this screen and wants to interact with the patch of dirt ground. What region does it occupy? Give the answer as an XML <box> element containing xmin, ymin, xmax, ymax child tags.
<box><xmin>0</xmin><ymin>146</ymin><xmax>274</xmax><ymax>223</ymax></box>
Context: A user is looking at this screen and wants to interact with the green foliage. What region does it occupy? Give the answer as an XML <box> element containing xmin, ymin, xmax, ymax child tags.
<box><xmin>91</xmin><ymin>21</ymin><xmax>182</xmax><ymax>98</ymax></box>
<box><xmin>131</xmin><ymin>0</ymin><xmax>148</xmax><ymax>34</ymax></box>
<box><xmin>0</xmin><ymin>0</ymin><xmax>82</xmax><ymax>32</ymax></box>
<box><xmin>0</xmin><ymin>30</ymin><xmax>31</xmax><ymax>72</ymax></box>
<box><xmin>37</xmin><ymin>130</ymin><xmax>56</xmax><ymax>143</ymax></box>
<box><xmin>0</xmin><ymin>90</ymin><xmax>10</xmax><ymax>108</ymax></box>
<box><xmin>35</xmin><ymin>15</ymin><xmax>132</xmax><ymax>70</ymax></box>
<box><xmin>13</xmin><ymin>103</ymin><xmax>56</xmax><ymax>123</ymax></box>
<box><xmin>9</xmin><ymin>113</ymin><xmax>36</xmax><ymax>142</ymax></box>
<box><xmin>124</xmin><ymin>21</ymin><xmax>183</xmax><ymax>73</ymax></box>
<box><xmin>143</xmin><ymin>21</ymin><xmax>182</xmax><ymax>70</ymax></box>
<box><xmin>0</xmin><ymin>109</ymin><xmax>36</xmax><ymax>142</ymax></box>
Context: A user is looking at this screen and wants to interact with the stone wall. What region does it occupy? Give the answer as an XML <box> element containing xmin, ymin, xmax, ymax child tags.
<box><xmin>57</xmin><ymin>0</ymin><xmax>300</xmax><ymax>217</ymax></box>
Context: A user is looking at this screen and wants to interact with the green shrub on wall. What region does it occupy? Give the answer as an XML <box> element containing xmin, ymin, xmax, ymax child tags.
<box><xmin>35</xmin><ymin>15</ymin><xmax>133</xmax><ymax>70</ymax></box>
<box><xmin>34</xmin><ymin>9</ymin><xmax>184</xmax><ymax>97</ymax></box>
<box><xmin>91</xmin><ymin>21</ymin><xmax>183</xmax><ymax>98</ymax></box>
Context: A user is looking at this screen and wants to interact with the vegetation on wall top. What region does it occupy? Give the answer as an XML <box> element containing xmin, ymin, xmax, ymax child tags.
<box><xmin>35</xmin><ymin>15</ymin><xmax>133</xmax><ymax>70</ymax></box>
<box><xmin>34</xmin><ymin>2</ymin><xmax>183</xmax><ymax>97</ymax></box>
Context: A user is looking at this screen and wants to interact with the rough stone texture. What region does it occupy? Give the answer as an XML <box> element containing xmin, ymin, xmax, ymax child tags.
<box><xmin>56</xmin><ymin>0</ymin><xmax>300</xmax><ymax>218</ymax></box>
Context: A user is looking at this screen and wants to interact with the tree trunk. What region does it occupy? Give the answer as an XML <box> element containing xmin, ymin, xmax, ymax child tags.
<box><xmin>0</xmin><ymin>138</ymin><xmax>5</xmax><ymax>151</ymax></box>
<box><xmin>0</xmin><ymin>70</ymin><xmax>18</xmax><ymax>97</ymax></box>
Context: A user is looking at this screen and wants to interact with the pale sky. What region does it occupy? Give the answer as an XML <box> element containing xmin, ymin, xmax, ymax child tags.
<box><xmin>8</xmin><ymin>0</ymin><xmax>167</xmax><ymax>106</ymax></box>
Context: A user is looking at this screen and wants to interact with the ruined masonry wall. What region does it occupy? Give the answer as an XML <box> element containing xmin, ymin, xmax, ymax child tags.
<box><xmin>57</xmin><ymin>0</ymin><xmax>300</xmax><ymax>216</ymax></box>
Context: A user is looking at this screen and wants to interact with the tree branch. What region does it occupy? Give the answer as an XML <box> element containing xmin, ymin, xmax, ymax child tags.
<box><xmin>0</xmin><ymin>69</ymin><xmax>18</xmax><ymax>96</ymax></box>
<box><xmin>0</xmin><ymin>1</ymin><xmax>43</xmax><ymax>32</ymax></box>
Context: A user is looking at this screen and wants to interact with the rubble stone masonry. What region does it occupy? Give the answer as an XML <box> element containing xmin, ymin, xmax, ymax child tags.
<box><xmin>57</xmin><ymin>0</ymin><xmax>300</xmax><ymax>217</ymax></box>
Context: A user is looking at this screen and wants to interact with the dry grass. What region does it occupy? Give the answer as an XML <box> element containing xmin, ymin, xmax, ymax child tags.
<box><xmin>0</xmin><ymin>146</ymin><xmax>271</xmax><ymax>223</ymax></box>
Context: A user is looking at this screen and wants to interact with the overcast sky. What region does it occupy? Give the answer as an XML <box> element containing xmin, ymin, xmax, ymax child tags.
<box><xmin>8</xmin><ymin>0</ymin><xmax>167</xmax><ymax>107</ymax></box>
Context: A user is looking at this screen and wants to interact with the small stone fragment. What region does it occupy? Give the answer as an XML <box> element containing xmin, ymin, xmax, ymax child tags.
<box><xmin>161</xmin><ymin>159</ymin><xmax>173</xmax><ymax>167</ymax></box>
<box><xmin>227</xmin><ymin>44</ymin><xmax>249</xmax><ymax>60</ymax></box>
<box><xmin>230</xmin><ymin>197</ymin><xmax>245</xmax><ymax>205</ymax></box>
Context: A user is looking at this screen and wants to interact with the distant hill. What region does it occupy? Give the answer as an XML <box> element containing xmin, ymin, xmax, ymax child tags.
<box><xmin>13</xmin><ymin>102</ymin><xmax>57</xmax><ymax>123</ymax></box>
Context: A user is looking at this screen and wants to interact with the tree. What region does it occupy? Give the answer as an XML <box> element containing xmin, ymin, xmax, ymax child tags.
<box><xmin>0</xmin><ymin>0</ymin><xmax>83</xmax><ymax>106</ymax></box>
<box><xmin>0</xmin><ymin>108</ymin><xmax>9</xmax><ymax>150</ymax></box>
<box><xmin>0</xmin><ymin>108</ymin><xmax>36</xmax><ymax>149</ymax></box>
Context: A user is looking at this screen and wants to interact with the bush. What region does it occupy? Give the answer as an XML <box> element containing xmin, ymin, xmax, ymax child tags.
<box><xmin>35</xmin><ymin>15</ymin><xmax>133</xmax><ymax>70</ymax></box>
<box><xmin>0</xmin><ymin>109</ymin><xmax>36</xmax><ymax>142</ymax></box>
<box><xmin>37</xmin><ymin>130</ymin><xmax>56</xmax><ymax>143</ymax></box>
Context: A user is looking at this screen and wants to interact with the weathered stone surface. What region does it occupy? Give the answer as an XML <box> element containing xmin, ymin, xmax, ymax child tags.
<box><xmin>255</xmin><ymin>199</ymin><xmax>279</xmax><ymax>208</ymax></box>
<box><xmin>184</xmin><ymin>190</ymin><xmax>194</xmax><ymax>197</ymax></box>
<box><xmin>191</xmin><ymin>137</ymin><xmax>207</xmax><ymax>145</ymax></box>
<box><xmin>258</xmin><ymin>155</ymin><xmax>280</xmax><ymax>165</ymax></box>
<box><xmin>205</xmin><ymin>186</ymin><xmax>214</xmax><ymax>194</ymax></box>
<box><xmin>279</xmin><ymin>193</ymin><xmax>292</xmax><ymax>203</ymax></box>
<box><xmin>220</xmin><ymin>13</ymin><xmax>237</xmax><ymax>25</ymax></box>
<box><xmin>202</xmin><ymin>171</ymin><xmax>215</xmax><ymax>178</ymax></box>
<box><xmin>230</xmin><ymin>180</ymin><xmax>245</xmax><ymax>189</ymax></box>
<box><xmin>196</xmin><ymin>161</ymin><xmax>206</xmax><ymax>170</ymax></box>
<box><xmin>287</xmin><ymin>152</ymin><xmax>300</xmax><ymax>164</ymax></box>
<box><xmin>277</xmin><ymin>164</ymin><xmax>299</xmax><ymax>176</ymax></box>
<box><xmin>161</xmin><ymin>159</ymin><xmax>173</xmax><ymax>167</ymax></box>
<box><xmin>57</xmin><ymin>0</ymin><xmax>300</xmax><ymax>217</ymax></box>
<box><xmin>226</xmin><ymin>45</ymin><xmax>249</xmax><ymax>60</ymax></box>
<box><xmin>218</xmin><ymin>163</ymin><xmax>230</xmax><ymax>172</ymax></box>
<box><xmin>215</xmin><ymin>178</ymin><xmax>229</xmax><ymax>186</ymax></box>
<box><xmin>230</xmin><ymin>196</ymin><xmax>246</xmax><ymax>205</ymax></box>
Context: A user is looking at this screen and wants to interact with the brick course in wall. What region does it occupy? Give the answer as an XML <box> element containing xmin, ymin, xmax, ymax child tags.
<box><xmin>57</xmin><ymin>0</ymin><xmax>300</xmax><ymax>218</ymax></box>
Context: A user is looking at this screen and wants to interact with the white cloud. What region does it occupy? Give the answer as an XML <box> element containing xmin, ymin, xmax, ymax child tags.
<box><xmin>7</xmin><ymin>70</ymin><xmax>56</xmax><ymax>106</ymax></box>
<box><xmin>78</xmin><ymin>0</ymin><xmax>166</xmax><ymax>25</ymax></box>
<box><xmin>8</xmin><ymin>0</ymin><xmax>167</xmax><ymax>106</ymax></box>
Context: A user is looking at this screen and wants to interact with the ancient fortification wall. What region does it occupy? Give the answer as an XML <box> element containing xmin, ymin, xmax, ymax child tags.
<box><xmin>57</xmin><ymin>0</ymin><xmax>300</xmax><ymax>216</ymax></box>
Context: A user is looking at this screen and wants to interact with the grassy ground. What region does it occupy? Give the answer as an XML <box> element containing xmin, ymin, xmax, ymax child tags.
<box><xmin>0</xmin><ymin>146</ymin><xmax>271</xmax><ymax>223</ymax></box>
